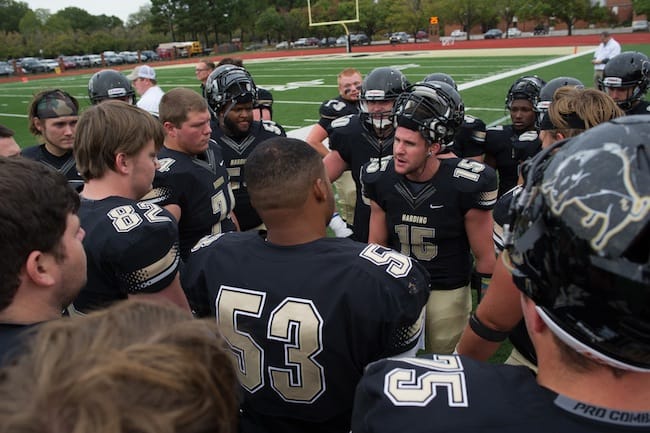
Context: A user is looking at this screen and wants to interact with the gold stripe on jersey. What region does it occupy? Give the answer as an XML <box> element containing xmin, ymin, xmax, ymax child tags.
<box><xmin>128</xmin><ymin>243</ymin><xmax>179</xmax><ymax>291</ymax></box>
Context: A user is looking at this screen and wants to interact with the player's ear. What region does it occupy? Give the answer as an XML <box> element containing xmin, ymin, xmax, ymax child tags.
<box><xmin>162</xmin><ymin>121</ymin><xmax>176</xmax><ymax>136</ymax></box>
<box><xmin>115</xmin><ymin>152</ymin><xmax>130</xmax><ymax>174</ymax></box>
<box><xmin>24</xmin><ymin>250</ymin><xmax>57</xmax><ymax>288</ymax></box>
<box><xmin>313</xmin><ymin>177</ymin><xmax>328</xmax><ymax>203</ymax></box>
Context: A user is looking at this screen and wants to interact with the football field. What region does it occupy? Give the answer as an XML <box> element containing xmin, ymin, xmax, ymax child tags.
<box><xmin>1</xmin><ymin>42</ymin><xmax>648</xmax><ymax>147</ymax></box>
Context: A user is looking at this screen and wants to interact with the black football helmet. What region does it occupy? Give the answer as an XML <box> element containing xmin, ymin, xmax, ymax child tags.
<box><xmin>205</xmin><ymin>65</ymin><xmax>257</xmax><ymax>116</ymax></box>
<box><xmin>536</xmin><ymin>76</ymin><xmax>584</xmax><ymax>112</ymax></box>
<box><xmin>88</xmin><ymin>69</ymin><xmax>136</xmax><ymax>105</ymax></box>
<box><xmin>504</xmin><ymin>115</ymin><xmax>650</xmax><ymax>372</ymax></box>
<box><xmin>505</xmin><ymin>75</ymin><xmax>546</xmax><ymax>109</ymax></box>
<box><xmin>601</xmin><ymin>51</ymin><xmax>650</xmax><ymax>111</ymax></box>
<box><xmin>535</xmin><ymin>76</ymin><xmax>584</xmax><ymax>128</ymax></box>
<box><xmin>360</xmin><ymin>67</ymin><xmax>409</xmax><ymax>130</ymax></box>
<box><xmin>393</xmin><ymin>81</ymin><xmax>464</xmax><ymax>148</ymax></box>
<box><xmin>423</xmin><ymin>72</ymin><xmax>458</xmax><ymax>90</ymax></box>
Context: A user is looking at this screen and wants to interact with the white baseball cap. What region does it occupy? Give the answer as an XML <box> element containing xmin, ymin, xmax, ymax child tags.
<box><xmin>127</xmin><ymin>65</ymin><xmax>156</xmax><ymax>81</ymax></box>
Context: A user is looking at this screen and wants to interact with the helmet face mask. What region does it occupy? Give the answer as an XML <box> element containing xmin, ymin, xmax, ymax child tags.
<box><xmin>88</xmin><ymin>69</ymin><xmax>136</xmax><ymax>105</ymax></box>
<box><xmin>393</xmin><ymin>81</ymin><xmax>464</xmax><ymax>148</ymax></box>
<box><xmin>360</xmin><ymin>67</ymin><xmax>409</xmax><ymax>131</ymax></box>
<box><xmin>602</xmin><ymin>51</ymin><xmax>650</xmax><ymax>110</ymax></box>
<box><xmin>205</xmin><ymin>65</ymin><xmax>257</xmax><ymax>117</ymax></box>
<box><xmin>505</xmin><ymin>116</ymin><xmax>650</xmax><ymax>372</ymax></box>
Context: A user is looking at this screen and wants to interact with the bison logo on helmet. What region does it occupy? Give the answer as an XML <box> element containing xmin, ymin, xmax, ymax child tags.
<box><xmin>541</xmin><ymin>142</ymin><xmax>650</xmax><ymax>252</ymax></box>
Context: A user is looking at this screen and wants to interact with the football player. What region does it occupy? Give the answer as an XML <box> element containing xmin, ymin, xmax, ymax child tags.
<box><xmin>601</xmin><ymin>51</ymin><xmax>650</xmax><ymax>115</ymax></box>
<box><xmin>207</xmin><ymin>65</ymin><xmax>286</xmax><ymax>231</ymax></box>
<box><xmin>306</xmin><ymin>67</ymin><xmax>363</xmax><ymax>157</ymax></box>
<box><xmin>143</xmin><ymin>88</ymin><xmax>237</xmax><ymax>262</ymax></box>
<box><xmin>88</xmin><ymin>69</ymin><xmax>136</xmax><ymax>105</ymax></box>
<box><xmin>323</xmin><ymin>67</ymin><xmax>409</xmax><ymax>242</ymax></box>
<box><xmin>352</xmin><ymin>115</ymin><xmax>650</xmax><ymax>433</ymax></box>
<box><xmin>71</xmin><ymin>101</ymin><xmax>190</xmax><ymax>314</ymax></box>
<box><xmin>0</xmin><ymin>157</ymin><xmax>85</xmax><ymax>365</ymax></box>
<box><xmin>363</xmin><ymin>81</ymin><xmax>497</xmax><ymax>354</ymax></box>
<box><xmin>181</xmin><ymin>137</ymin><xmax>430</xmax><ymax>433</ymax></box>
<box><xmin>306</xmin><ymin>67</ymin><xmax>363</xmax><ymax>236</ymax></box>
<box><xmin>484</xmin><ymin>75</ymin><xmax>545</xmax><ymax>197</ymax></box>
<box><xmin>423</xmin><ymin>72</ymin><xmax>487</xmax><ymax>161</ymax></box>
<box><xmin>457</xmin><ymin>87</ymin><xmax>623</xmax><ymax>369</ymax></box>
<box><xmin>22</xmin><ymin>89</ymin><xmax>83</xmax><ymax>190</ymax></box>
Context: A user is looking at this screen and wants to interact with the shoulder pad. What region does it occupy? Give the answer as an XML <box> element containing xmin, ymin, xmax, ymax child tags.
<box><xmin>450</xmin><ymin>159</ymin><xmax>498</xmax><ymax>194</ymax></box>
<box><xmin>319</xmin><ymin>98</ymin><xmax>349</xmax><ymax>117</ymax></box>
<box><xmin>260</xmin><ymin>120</ymin><xmax>284</xmax><ymax>136</ymax></box>
<box><xmin>190</xmin><ymin>233</ymin><xmax>227</xmax><ymax>253</ymax></box>
<box><xmin>517</xmin><ymin>130</ymin><xmax>539</xmax><ymax>142</ymax></box>
<box><xmin>486</xmin><ymin>125</ymin><xmax>504</xmax><ymax>131</ymax></box>
<box><xmin>330</xmin><ymin>114</ymin><xmax>355</xmax><ymax>129</ymax></box>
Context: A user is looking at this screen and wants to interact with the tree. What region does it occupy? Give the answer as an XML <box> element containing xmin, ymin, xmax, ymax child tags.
<box><xmin>633</xmin><ymin>0</ymin><xmax>650</xmax><ymax>16</ymax></box>
<box><xmin>256</xmin><ymin>6</ymin><xmax>284</xmax><ymax>43</ymax></box>
<box><xmin>0</xmin><ymin>0</ymin><xmax>29</xmax><ymax>34</ymax></box>
<box><xmin>538</xmin><ymin>0</ymin><xmax>590</xmax><ymax>36</ymax></box>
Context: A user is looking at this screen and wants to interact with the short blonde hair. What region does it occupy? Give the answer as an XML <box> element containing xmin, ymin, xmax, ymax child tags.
<box><xmin>74</xmin><ymin>100</ymin><xmax>164</xmax><ymax>180</ymax></box>
<box><xmin>0</xmin><ymin>300</ymin><xmax>239</xmax><ymax>433</ymax></box>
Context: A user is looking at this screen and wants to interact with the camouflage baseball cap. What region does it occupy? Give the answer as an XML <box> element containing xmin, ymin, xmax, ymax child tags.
<box><xmin>35</xmin><ymin>90</ymin><xmax>79</xmax><ymax>119</ymax></box>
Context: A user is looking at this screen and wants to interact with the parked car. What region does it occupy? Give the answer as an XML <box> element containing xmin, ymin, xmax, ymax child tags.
<box><xmin>83</xmin><ymin>54</ymin><xmax>103</xmax><ymax>67</ymax></box>
<box><xmin>245</xmin><ymin>43</ymin><xmax>265</xmax><ymax>51</ymax></box>
<box><xmin>632</xmin><ymin>20</ymin><xmax>649</xmax><ymax>32</ymax></box>
<box><xmin>119</xmin><ymin>51</ymin><xmax>139</xmax><ymax>63</ymax></box>
<box><xmin>103</xmin><ymin>51</ymin><xmax>124</xmax><ymax>65</ymax></box>
<box><xmin>293</xmin><ymin>38</ymin><xmax>310</xmax><ymax>47</ymax></box>
<box><xmin>350</xmin><ymin>33</ymin><xmax>370</xmax><ymax>45</ymax></box>
<box><xmin>450</xmin><ymin>29</ymin><xmax>467</xmax><ymax>38</ymax></box>
<box><xmin>141</xmin><ymin>50</ymin><xmax>160</xmax><ymax>62</ymax></box>
<box><xmin>275</xmin><ymin>41</ymin><xmax>293</xmax><ymax>49</ymax></box>
<box><xmin>484</xmin><ymin>28</ymin><xmax>503</xmax><ymax>39</ymax></box>
<box><xmin>58</xmin><ymin>56</ymin><xmax>77</xmax><ymax>69</ymax></box>
<box><xmin>336</xmin><ymin>35</ymin><xmax>348</xmax><ymax>46</ymax></box>
<box><xmin>42</xmin><ymin>59</ymin><xmax>60</xmax><ymax>72</ymax></box>
<box><xmin>533</xmin><ymin>24</ymin><xmax>548</xmax><ymax>35</ymax></box>
<box><xmin>20</xmin><ymin>58</ymin><xmax>48</xmax><ymax>73</ymax></box>
<box><xmin>0</xmin><ymin>61</ymin><xmax>14</xmax><ymax>76</ymax></box>
<box><xmin>389</xmin><ymin>32</ymin><xmax>410</xmax><ymax>43</ymax></box>
<box><xmin>319</xmin><ymin>36</ymin><xmax>337</xmax><ymax>47</ymax></box>
<box><xmin>415</xmin><ymin>30</ymin><xmax>428</xmax><ymax>40</ymax></box>
<box><xmin>506</xmin><ymin>27</ymin><xmax>522</xmax><ymax>37</ymax></box>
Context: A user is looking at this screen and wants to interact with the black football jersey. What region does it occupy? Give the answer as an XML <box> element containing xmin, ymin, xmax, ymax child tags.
<box><xmin>363</xmin><ymin>157</ymin><xmax>497</xmax><ymax>289</ymax></box>
<box><xmin>210</xmin><ymin>120</ymin><xmax>286</xmax><ymax>230</ymax></box>
<box><xmin>352</xmin><ymin>355</ymin><xmax>649</xmax><ymax>433</ymax></box>
<box><xmin>451</xmin><ymin>114</ymin><xmax>486</xmax><ymax>158</ymax></box>
<box><xmin>484</xmin><ymin>124</ymin><xmax>536</xmax><ymax>197</ymax></box>
<box><xmin>626</xmin><ymin>100</ymin><xmax>650</xmax><ymax>115</ymax></box>
<box><xmin>182</xmin><ymin>232</ymin><xmax>430</xmax><ymax>433</ymax></box>
<box><xmin>146</xmin><ymin>141</ymin><xmax>236</xmax><ymax>261</ymax></box>
<box><xmin>0</xmin><ymin>323</ymin><xmax>40</xmax><ymax>367</ymax></box>
<box><xmin>21</xmin><ymin>144</ymin><xmax>84</xmax><ymax>191</ymax></box>
<box><xmin>329</xmin><ymin>115</ymin><xmax>395</xmax><ymax>242</ymax></box>
<box><xmin>74</xmin><ymin>196</ymin><xmax>180</xmax><ymax>313</ymax></box>
<box><xmin>317</xmin><ymin>96</ymin><xmax>359</xmax><ymax>133</ymax></box>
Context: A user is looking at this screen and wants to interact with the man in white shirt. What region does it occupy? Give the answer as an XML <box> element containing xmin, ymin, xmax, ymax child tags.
<box><xmin>591</xmin><ymin>31</ymin><xmax>621</xmax><ymax>89</ymax></box>
<box><xmin>127</xmin><ymin>65</ymin><xmax>165</xmax><ymax>117</ymax></box>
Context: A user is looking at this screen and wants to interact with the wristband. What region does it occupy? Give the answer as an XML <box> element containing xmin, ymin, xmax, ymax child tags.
<box><xmin>469</xmin><ymin>312</ymin><xmax>509</xmax><ymax>343</ymax></box>
<box><xmin>471</xmin><ymin>271</ymin><xmax>492</xmax><ymax>302</ymax></box>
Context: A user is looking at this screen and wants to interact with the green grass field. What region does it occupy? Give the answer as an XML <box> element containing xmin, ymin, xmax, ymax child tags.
<box><xmin>2</xmin><ymin>43</ymin><xmax>648</xmax><ymax>147</ymax></box>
